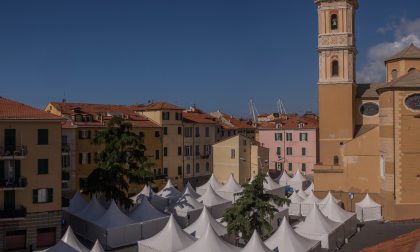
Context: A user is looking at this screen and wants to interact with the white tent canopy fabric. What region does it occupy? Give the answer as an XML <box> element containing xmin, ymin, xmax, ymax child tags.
<box><xmin>319</xmin><ymin>191</ymin><xmax>341</xmax><ymax>209</ymax></box>
<box><xmin>183</xmin><ymin>182</ymin><xmax>201</xmax><ymax>199</ymax></box>
<box><xmin>355</xmin><ymin>194</ymin><xmax>382</xmax><ymax>222</ymax></box>
<box><xmin>184</xmin><ymin>207</ymin><xmax>227</xmax><ymax>238</ymax></box>
<box><xmin>305</xmin><ymin>182</ymin><xmax>314</xmax><ymax>194</ymax></box>
<box><xmin>242</xmin><ymin>230</ymin><xmax>272</xmax><ymax>252</ymax></box>
<box><xmin>129</xmin><ymin>196</ymin><xmax>167</xmax><ymax>222</ymax></box>
<box><xmin>301</xmin><ymin>191</ymin><xmax>322</xmax><ymax>216</ymax></box>
<box><xmin>178</xmin><ymin>224</ymin><xmax>240</xmax><ymax>252</ymax></box>
<box><xmin>320</xmin><ymin>197</ymin><xmax>358</xmax><ymax>238</ymax></box>
<box><xmin>169</xmin><ymin>191</ymin><xmax>204</xmax><ymax>227</ymax></box>
<box><xmin>298</xmin><ymin>189</ymin><xmax>309</xmax><ymax>199</ymax></box>
<box><xmin>76</xmin><ymin>195</ymin><xmax>106</xmax><ymax>221</ymax></box>
<box><xmin>131</xmin><ymin>185</ymin><xmax>155</xmax><ymax>203</ymax></box>
<box><xmin>158</xmin><ymin>180</ymin><xmax>182</xmax><ymax>199</ymax></box>
<box><xmin>197</xmin><ymin>185</ymin><xmax>232</xmax><ymax>219</ymax></box>
<box><xmin>90</xmin><ymin>240</ymin><xmax>105</xmax><ymax>252</ymax></box>
<box><xmin>288</xmin><ymin>191</ymin><xmax>304</xmax><ymax>216</ymax></box>
<box><xmin>216</xmin><ymin>174</ymin><xmax>243</xmax><ymax>202</ymax></box>
<box><xmin>196</xmin><ymin>174</ymin><xmax>223</xmax><ymax>195</ymax></box>
<box><xmin>265</xmin><ymin>217</ymin><xmax>321</xmax><ymax>252</ymax></box>
<box><xmin>39</xmin><ymin>227</ymin><xmax>90</xmax><ymax>252</ymax></box>
<box><xmin>295</xmin><ymin>204</ymin><xmax>345</xmax><ymax>250</ymax></box>
<box><xmin>66</xmin><ymin>192</ymin><xmax>88</xmax><ymax>214</ymax></box>
<box><xmin>289</xmin><ymin>169</ymin><xmax>309</xmax><ymax>191</ymax></box>
<box><xmin>137</xmin><ymin>215</ymin><xmax>197</xmax><ymax>252</ymax></box>
<box><xmin>264</xmin><ymin>174</ymin><xmax>285</xmax><ymax>197</ymax></box>
<box><xmin>276</xmin><ymin>171</ymin><xmax>292</xmax><ymax>186</ymax></box>
<box><xmin>94</xmin><ymin>200</ymin><xmax>135</xmax><ymax>228</ymax></box>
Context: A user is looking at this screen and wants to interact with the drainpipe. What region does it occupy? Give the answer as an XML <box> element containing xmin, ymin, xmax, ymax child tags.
<box><xmin>393</xmin><ymin>91</ymin><xmax>396</xmax><ymax>200</ymax></box>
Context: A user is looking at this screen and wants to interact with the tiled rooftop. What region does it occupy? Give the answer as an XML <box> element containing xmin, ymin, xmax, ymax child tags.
<box><xmin>0</xmin><ymin>97</ymin><xmax>61</xmax><ymax>120</ymax></box>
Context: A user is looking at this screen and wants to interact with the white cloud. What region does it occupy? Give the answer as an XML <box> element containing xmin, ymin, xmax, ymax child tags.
<box><xmin>357</xmin><ymin>18</ymin><xmax>420</xmax><ymax>83</ymax></box>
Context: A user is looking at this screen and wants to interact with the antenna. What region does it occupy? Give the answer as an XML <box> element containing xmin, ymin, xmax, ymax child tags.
<box><xmin>277</xmin><ymin>99</ymin><xmax>287</xmax><ymax>114</ymax></box>
<box><xmin>248</xmin><ymin>99</ymin><xmax>259</xmax><ymax>125</ymax></box>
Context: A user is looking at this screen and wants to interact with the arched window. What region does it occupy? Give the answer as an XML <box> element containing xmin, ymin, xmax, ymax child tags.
<box><xmin>195</xmin><ymin>163</ymin><xmax>200</xmax><ymax>173</ymax></box>
<box><xmin>331</xmin><ymin>14</ymin><xmax>338</xmax><ymax>30</ymax></box>
<box><xmin>186</xmin><ymin>164</ymin><xmax>191</xmax><ymax>174</ymax></box>
<box><xmin>408</xmin><ymin>68</ymin><xmax>417</xmax><ymax>73</ymax></box>
<box><xmin>332</xmin><ymin>60</ymin><xmax>339</xmax><ymax>77</ymax></box>
<box><xmin>391</xmin><ymin>69</ymin><xmax>398</xmax><ymax>80</ymax></box>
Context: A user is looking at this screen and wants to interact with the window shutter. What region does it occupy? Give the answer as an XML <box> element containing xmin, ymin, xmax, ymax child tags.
<box><xmin>33</xmin><ymin>189</ymin><xmax>38</xmax><ymax>203</ymax></box>
<box><xmin>14</xmin><ymin>160</ymin><xmax>21</xmax><ymax>178</ymax></box>
<box><xmin>78</xmin><ymin>131</ymin><xmax>82</xmax><ymax>139</ymax></box>
<box><xmin>0</xmin><ymin>161</ymin><xmax>4</xmax><ymax>181</ymax></box>
<box><xmin>88</xmin><ymin>153</ymin><xmax>91</xmax><ymax>164</ymax></box>
<box><xmin>47</xmin><ymin>188</ymin><xmax>53</xmax><ymax>202</ymax></box>
<box><xmin>87</xmin><ymin>130</ymin><xmax>91</xmax><ymax>139</ymax></box>
<box><xmin>79</xmin><ymin>153</ymin><xmax>83</xmax><ymax>164</ymax></box>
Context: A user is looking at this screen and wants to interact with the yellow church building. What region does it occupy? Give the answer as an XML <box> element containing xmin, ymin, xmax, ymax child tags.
<box><xmin>313</xmin><ymin>0</ymin><xmax>420</xmax><ymax>221</ymax></box>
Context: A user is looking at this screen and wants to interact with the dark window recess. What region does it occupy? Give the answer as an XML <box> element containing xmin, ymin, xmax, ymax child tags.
<box><xmin>405</xmin><ymin>94</ymin><xmax>420</xmax><ymax>110</ymax></box>
<box><xmin>163</xmin><ymin>168</ymin><xmax>168</xmax><ymax>175</ymax></box>
<box><xmin>38</xmin><ymin>129</ymin><xmax>49</xmax><ymax>145</ymax></box>
<box><xmin>178</xmin><ymin>166</ymin><xmax>182</xmax><ymax>175</ymax></box>
<box><xmin>38</xmin><ymin>159</ymin><xmax>49</xmax><ymax>174</ymax></box>
<box><xmin>331</xmin><ymin>14</ymin><xmax>338</xmax><ymax>30</ymax></box>
<box><xmin>155</xmin><ymin>150</ymin><xmax>160</xmax><ymax>160</ymax></box>
<box><xmin>163</xmin><ymin>127</ymin><xmax>168</xmax><ymax>135</ymax></box>
<box><xmin>164</xmin><ymin>147</ymin><xmax>168</xmax><ymax>156</ymax></box>
<box><xmin>155</xmin><ymin>131</ymin><xmax>160</xmax><ymax>138</ymax></box>
<box><xmin>79</xmin><ymin>153</ymin><xmax>83</xmax><ymax>164</ymax></box>
<box><xmin>178</xmin><ymin>127</ymin><xmax>182</xmax><ymax>135</ymax></box>
<box><xmin>88</xmin><ymin>153</ymin><xmax>91</xmax><ymax>164</ymax></box>
<box><xmin>360</xmin><ymin>102</ymin><xmax>379</xmax><ymax>116</ymax></box>
<box><xmin>178</xmin><ymin>147</ymin><xmax>182</xmax><ymax>156</ymax></box>
<box><xmin>79</xmin><ymin>178</ymin><xmax>88</xmax><ymax>189</ymax></box>
<box><xmin>332</xmin><ymin>60</ymin><xmax>339</xmax><ymax>76</ymax></box>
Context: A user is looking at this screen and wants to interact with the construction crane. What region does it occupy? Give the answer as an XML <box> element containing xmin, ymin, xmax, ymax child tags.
<box><xmin>277</xmin><ymin>99</ymin><xmax>287</xmax><ymax>115</ymax></box>
<box><xmin>249</xmin><ymin>99</ymin><xmax>259</xmax><ymax>125</ymax></box>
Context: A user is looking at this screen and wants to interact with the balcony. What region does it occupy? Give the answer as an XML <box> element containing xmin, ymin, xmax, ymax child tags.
<box><xmin>0</xmin><ymin>177</ymin><xmax>28</xmax><ymax>190</ymax></box>
<box><xmin>0</xmin><ymin>145</ymin><xmax>27</xmax><ymax>160</ymax></box>
<box><xmin>0</xmin><ymin>206</ymin><xmax>27</xmax><ymax>220</ymax></box>
<box><xmin>61</xmin><ymin>143</ymin><xmax>71</xmax><ymax>154</ymax></box>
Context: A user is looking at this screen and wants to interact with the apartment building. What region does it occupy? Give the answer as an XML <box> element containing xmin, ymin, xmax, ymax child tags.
<box><xmin>257</xmin><ymin>113</ymin><xmax>319</xmax><ymax>175</ymax></box>
<box><xmin>182</xmin><ymin>106</ymin><xmax>218</xmax><ymax>187</ymax></box>
<box><xmin>209</xmin><ymin>111</ymin><xmax>256</xmax><ymax>141</ymax></box>
<box><xmin>0</xmin><ymin>97</ymin><xmax>62</xmax><ymax>251</ymax></box>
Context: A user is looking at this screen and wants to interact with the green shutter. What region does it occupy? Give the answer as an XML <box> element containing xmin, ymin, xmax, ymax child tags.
<box><xmin>33</xmin><ymin>189</ymin><xmax>38</xmax><ymax>203</ymax></box>
<box><xmin>47</xmin><ymin>188</ymin><xmax>53</xmax><ymax>202</ymax></box>
<box><xmin>79</xmin><ymin>153</ymin><xmax>83</xmax><ymax>164</ymax></box>
<box><xmin>14</xmin><ymin>160</ymin><xmax>21</xmax><ymax>178</ymax></box>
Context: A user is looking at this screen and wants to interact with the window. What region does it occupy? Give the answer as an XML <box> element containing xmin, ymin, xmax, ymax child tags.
<box><xmin>331</xmin><ymin>14</ymin><xmax>338</xmax><ymax>30</ymax></box>
<box><xmin>302</xmin><ymin>163</ymin><xmax>306</xmax><ymax>172</ymax></box>
<box><xmin>79</xmin><ymin>178</ymin><xmax>88</xmax><ymax>188</ymax></box>
<box><xmin>275</xmin><ymin>133</ymin><xmax>283</xmax><ymax>141</ymax></box>
<box><xmin>286</xmin><ymin>133</ymin><xmax>292</xmax><ymax>141</ymax></box>
<box><xmin>186</xmin><ymin>164</ymin><xmax>191</xmax><ymax>174</ymax></box>
<box><xmin>155</xmin><ymin>131</ymin><xmax>160</xmax><ymax>138</ymax></box>
<box><xmin>38</xmin><ymin>129</ymin><xmax>49</xmax><ymax>145</ymax></box>
<box><xmin>62</xmin><ymin>155</ymin><xmax>70</xmax><ymax>168</ymax></box>
<box><xmin>38</xmin><ymin>159</ymin><xmax>49</xmax><ymax>174</ymax></box>
<box><xmin>205</xmin><ymin>127</ymin><xmax>210</xmax><ymax>137</ymax></box>
<box><xmin>302</xmin><ymin>148</ymin><xmax>307</xmax><ymax>156</ymax></box>
<box><xmin>37</xmin><ymin>227</ymin><xmax>56</xmax><ymax>248</ymax></box>
<box><xmin>78</xmin><ymin>130</ymin><xmax>91</xmax><ymax>140</ymax></box>
<box><xmin>178</xmin><ymin>146</ymin><xmax>182</xmax><ymax>156</ymax></box>
<box><xmin>79</xmin><ymin>153</ymin><xmax>90</xmax><ymax>165</ymax></box>
<box><xmin>162</xmin><ymin>112</ymin><xmax>170</xmax><ymax>120</ymax></box>
<box><xmin>155</xmin><ymin>150</ymin><xmax>160</xmax><ymax>160</ymax></box>
<box><xmin>163</xmin><ymin>127</ymin><xmax>168</xmax><ymax>135</ymax></box>
<box><xmin>139</xmin><ymin>131</ymin><xmax>145</xmax><ymax>143</ymax></box>
<box><xmin>33</xmin><ymin>188</ymin><xmax>53</xmax><ymax>203</ymax></box>
<box><xmin>286</xmin><ymin>147</ymin><xmax>293</xmax><ymax>156</ymax></box>
<box><xmin>195</xmin><ymin>145</ymin><xmax>200</xmax><ymax>156</ymax></box>
<box><xmin>175</xmin><ymin>112</ymin><xmax>182</xmax><ymax>120</ymax></box>
<box><xmin>300</xmin><ymin>133</ymin><xmax>308</xmax><ymax>141</ymax></box>
<box><xmin>178</xmin><ymin>127</ymin><xmax>182</xmax><ymax>135</ymax></box>
<box><xmin>288</xmin><ymin>163</ymin><xmax>293</xmax><ymax>171</ymax></box>
<box><xmin>184</xmin><ymin>127</ymin><xmax>193</xmax><ymax>138</ymax></box>
<box><xmin>391</xmin><ymin>69</ymin><xmax>398</xmax><ymax>80</ymax></box>
<box><xmin>185</xmin><ymin>145</ymin><xmax>192</xmax><ymax>156</ymax></box>
<box><xmin>204</xmin><ymin>145</ymin><xmax>211</xmax><ymax>155</ymax></box>
<box><xmin>243</xmin><ymin>140</ymin><xmax>247</xmax><ymax>146</ymax></box>
<box><xmin>195</xmin><ymin>127</ymin><xmax>200</xmax><ymax>137</ymax></box>
<box><xmin>276</xmin><ymin>147</ymin><xmax>281</xmax><ymax>156</ymax></box>
<box><xmin>164</xmin><ymin>147</ymin><xmax>168</xmax><ymax>156</ymax></box>
<box><xmin>408</xmin><ymin>67</ymin><xmax>416</xmax><ymax>73</ymax></box>
<box><xmin>195</xmin><ymin>163</ymin><xmax>200</xmax><ymax>173</ymax></box>
<box><xmin>298</xmin><ymin>123</ymin><xmax>305</xmax><ymax>129</ymax></box>
<box><xmin>332</xmin><ymin>60</ymin><xmax>339</xmax><ymax>77</ymax></box>
<box><xmin>163</xmin><ymin>168</ymin><xmax>168</xmax><ymax>175</ymax></box>
<box><xmin>333</xmin><ymin>155</ymin><xmax>339</xmax><ymax>165</ymax></box>
<box><xmin>275</xmin><ymin>162</ymin><xmax>283</xmax><ymax>171</ymax></box>
<box><xmin>206</xmin><ymin>162</ymin><xmax>210</xmax><ymax>171</ymax></box>
<box><xmin>231</xmin><ymin>149</ymin><xmax>236</xmax><ymax>159</ymax></box>
<box><xmin>178</xmin><ymin>166</ymin><xmax>182</xmax><ymax>175</ymax></box>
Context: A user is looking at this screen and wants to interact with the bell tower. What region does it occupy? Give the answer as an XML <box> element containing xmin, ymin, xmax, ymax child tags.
<box><xmin>315</xmin><ymin>0</ymin><xmax>358</xmax><ymax>166</ymax></box>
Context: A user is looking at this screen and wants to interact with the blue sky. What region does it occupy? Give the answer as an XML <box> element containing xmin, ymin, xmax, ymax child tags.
<box><xmin>1</xmin><ymin>0</ymin><xmax>420</xmax><ymax>117</ymax></box>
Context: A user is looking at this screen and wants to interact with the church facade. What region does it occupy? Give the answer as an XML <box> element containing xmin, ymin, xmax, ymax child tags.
<box><xmin>313</xmin><ymin>0</ymin><xmax>420</xmax><ymax>221</ymax></box>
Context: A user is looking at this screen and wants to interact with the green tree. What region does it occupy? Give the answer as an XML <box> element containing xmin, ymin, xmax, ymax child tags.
<box><xmin>82</xmin><ymin>117</ymin><xmax>154</xmax><ymax>209</ymax></box>
<box><xmin>222</xmin><ymin>173</ymin><xmax>289</xmax><ymax>241</ymax></box>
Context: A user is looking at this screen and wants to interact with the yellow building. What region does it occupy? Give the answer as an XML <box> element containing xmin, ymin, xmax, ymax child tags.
<box><xmin>313</xmin><ymin>0</ymin><xmax>420</xmax><ymax>220</ymax></box>
<box><xmin>213</xmin><ymin>135</ymin><xmax>269</xmax><ymax>185</ymax></box>
<box><xmin>0</xmin><ymin>97</ymin><xmax>62</xmax><ymax>251</ymax></box>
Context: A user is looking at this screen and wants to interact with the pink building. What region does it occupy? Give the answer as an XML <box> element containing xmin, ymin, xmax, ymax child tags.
<box><xmin>257</xmin><ymin>113</ymin><xmax>319</xmax><ymax>175</ymax></box>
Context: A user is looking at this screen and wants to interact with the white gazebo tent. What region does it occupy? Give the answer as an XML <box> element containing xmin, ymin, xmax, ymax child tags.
<box><xmin>288</xmin><ymin>191</ymin><xmax>304</xmax><ymax>216</ymax></box>
<box><xmin>196</xmin><ymin>174</ymin><xmax>223</xmax><ymax>195</ymax></box>
<box><xmin>137</xmin><ymin>215</ymin><xmax>197</xmax><ymax>252</ymax></box>
<box><xmin>216</xmin><ymin>174</ymin><xmax>243</xmax><ymax>202</ymax></box>
<box><xmin>184</xmin><ymin>207</ymin><xmax>227</xmax><ymax>238</ymax></box>
<box><xmin>178</xmin><ymin>224</ymin><xmax>240</xmax><ymax>252</ymax></box>
<box><xmin>264</xmin><ymin>173</ymin><xmax>285</xmax><ymax>197</ymax></box>
<box><xmin>128</xmin><ymin>196</ymin><xmax>169</xmax><ymax>239</ymax></box>
<box><xmin>183</xmin><ymin>182</ymin><xmax>201</xmax><ymax>199</ymax></box>
<box><xmin>90</xmin><ymin>240</ymin><xmax>105</xmax><ymax>252</ymax></box>
<box><xmin>66</xmin><ymin>192</ymin><xmax>88</xmax><ymax>214</ymax></box>
<box><xmin>295</xmin><ymin>204</ymin><xmax>345</xmax><ymax>250</ymax></box>
<box><xmin>265</xmin><ymin>217</ymin><xmax>321</xmax><ymax>252</ymax></box>
<box><xmin>355</xmin><ymin>194</ymin><xmax>382</xmax><ymax>222</ymax></box>
<box><xmin>276</xmin><ymin>171</ymin><xmax>292</xmax><ymax>186</ymax></box>
<box><xmin>70</xmin><ymin>195</ymin><xmax>107</xmax><ymax>238</ymax></box>
<box><xmin>269</xmin><ymin>202</ymin><xmax>289</xmax><ymax>230</ymax></box>
<box><xmin>320</xmin><ymin>196</ymin><xmax>358</xmax><ymax>239</ymax></box>
<box><xmin>130</xmin><ymin>185</ymin><xmax>155</xmax><ymax>203</ymax></box>
<box><xmin>92</xmin><ymin>200</ymin><xmax>139</xmax><ymax>249</ymax></box>
<box><xmin>300</xmin><ymin>191</ymin><xmax>322</xmax><ymax>216</ymax></box>
<box><xmin>242</xmin><ymin>230</ymin><xmax>272</xmax><ymax>252</ymax></box>
<box><xmin>169</xmin><ymin>191</ymin><xmax>204</xmax><ymax>227</ymax></box>
<box><xmin>319</xmin><ymin>191</ymin><xmax>341</xmax><ymax>210</ymax></box>
<box><xmin>297</xmin><ymin>189</ymin><xmax>309</xmax><ymax>200</ymax></box>
<box><xmin>305</xmin><ymin>182</ymin><xmax>314</xmax><ymax>194</ymax></box>
<box><xmin>158</xmin><ymin>180</ymin><xmax>182</xmax><ymax>202</ymax></box>
<box><xmin>37</xmin><ymin>227</ymin><xmax>90</xmax><ymax>252</ymax></box>
<box><xmin>197</xmin><ymin>185</ymin><xmax>232</xmax><ymax>219</ymax></box>
<box><xmin>289</xmin><ymin>169</ymin><xmax>309</xmax><ymax>191</ymax></box>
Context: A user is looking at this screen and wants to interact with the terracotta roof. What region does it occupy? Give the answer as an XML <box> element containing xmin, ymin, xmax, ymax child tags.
<box><xmin>386</xmin><ymin>43</ymin><xmax>420</xmax><ymax>62</ymax></box>
<box><xmin>361</xmin><ymin>228</ymin><xmax>420</xmax><ymax>252</ymax></box>
<box><xmin>0</xmin><ymin>97</ymin><xmax>61</xmax><ymax>120</ymax></box>
<box><xmin>377</xmin><ymin>70</ymin><xmax>420</xmax><ymax>93</ymax></box>
<box><xmin>133</xmin><ymin>102</ymin><xmax>183</xmax><ymax>111</ymax></box>
<box><xmin>182</xmin><ymin>109</ymin><xmax>217</xmax><ymax>124</ymax></box>
<box><xmin>209</xmin><ymin>111</ymin><xmax>254</xmax><ymax>129</ymax></box>
<box><xmin>257</xmin><ymin>114</ymin><xmax>318</xmax><ymax>130</ymax></box>
<box><xmin>357</xmin><ymin>83</ymin><xmax>383</xmax><ymax>99</ymax></box>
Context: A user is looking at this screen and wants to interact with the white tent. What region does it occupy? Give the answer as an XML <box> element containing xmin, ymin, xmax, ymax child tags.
<box><xmin>319</xmin><ymin>191</ymin><xmax>341</xmax><ymax>210</ymax></box>
<box><xmin>138</xmin><ymin>215</ymin><xmax>197</xmax><ymax>252</ymax></box>
<box><xmin>178</xmin><ymin>224</ymin><xmax>240</xmax><ymax>252</ymax></box>
<box><xmin>169</xmin><ymin>191</ymin><xmax>204</xmax><ymax>227</ymax></box>
<box><xmin>196</xmin><ymin>174</ymin><xmax>223</xmax><ymax>195</ymax></box>
<box><xmin>66</xmin><ymin>192</ymin><xmax>87</xmax><ymax>214</ymax></box>
<box><xmin>295</xmin><ymin>204</ymin><xmax>345</xmax><ymax>250</ymax></box>
<box><xmin>242</xmin><ymin>230</ymin><xmax>272</xmax><ymax>252</ymax></box>
<box><xmin>276</xmin><ymin>171</ymin><xmax>292</xmax><ymax>186</ymax></box>
<box><xmin>355</xmin><ymin>194</ymin><xmax>382</xmax><ymax>222</ymax></box>
<box><xmin>288</xmin><ymin>191</ymin><xmax>304</xmax><ymax>216</ymax></box>
<box><xmin>305</xmin><ymin>182</ymin><xmax>314</xmax><ymax>194</ymax></box>
<box><xmin>130</xmin><ymin>185</ymin><xmax>155</xmax><ymax>203</ymax></box>
<box><xmin>265</xmin><ymin>217</ymin><xmax>321</xmax><ymax>252</ymax></box>
<box><xmin>289</xmin><ymin>169</ymin><xmax>310</xmax><ymax>191</ymax></box>
<box><xmin>297</xmin><ymin>189</ymin><xmax>309</xmax><ymax>199</ymax></box>
<box><xmin>37</xmin><ymin>227</ymin><xmax>90</xmax><ymax>252</ymax></box>
<box><xmin>264</xmin><ymin>173</ymin><xmax>285</xmax><ymax>198</ymax></box>
<box><xmin>269</xmin><ymin>202</ymin><xmax>289</xmax><ymax>230</ymax></box>
<box><xmin>183</xmin><ymin>182</ymin><xmax>201</xmax><ymax>199</ymax></box>
<box><xmin>216</xmin><ymin>174</ymin><xmax>243</xmax><ymax>202</ymax></box>
<box><xmin>158</xmin><ymin>180</ymin><xmax>182</xmax><ymax>200</ymax></box>
<box><xmin>76</xmin><ymin>195</ymin><xmax>106</xmax><ymax>222</ymax></box>
<box><xmin>300</xmin><ymin>191</ymin><xmax>322</xmax><ymax>216</ymax></box>
<box><xmin>90</xmin><ymin>240</ymin><xmax>105</xmax><ymax>252</ymax></box>
<box><xmin>184</xmin><ymin>207</ymin><xmax>227</xmax><ymax>238</ymax></box>
<box><xmin>320</xmin><ymin>196</ymin><xmax>358</xmax><ymax>238</ymax></box>
<box><xmin>197</xmin><ymin>185</ymin><xmax>232</xmax><ymax>219</ymax></box>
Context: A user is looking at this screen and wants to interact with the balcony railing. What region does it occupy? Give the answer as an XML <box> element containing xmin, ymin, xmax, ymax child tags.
<box><xmin>0</xmin><ymin>177</ymin><xmax>28</xmax><ymax>189</ymax></box>
<box><xmin>0</xmin><ymin>206</ymin><xmax>27</xmax><ymax>220</ymax></box>
<box><xmin>0</xmin><ymin>145</ymin><xmax>28</xmax><ymax>158</ymax></box>
<box><xmin>61</xmin><ymin>143</ymin><xmax>71</xmax><ymax>153</ymax></box>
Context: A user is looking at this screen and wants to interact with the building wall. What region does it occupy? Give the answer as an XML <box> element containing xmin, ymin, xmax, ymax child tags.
<box><xmin>386</xmin><ymin>59</ymin><xmax>420</xmax><ymax>82</ymax></box>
